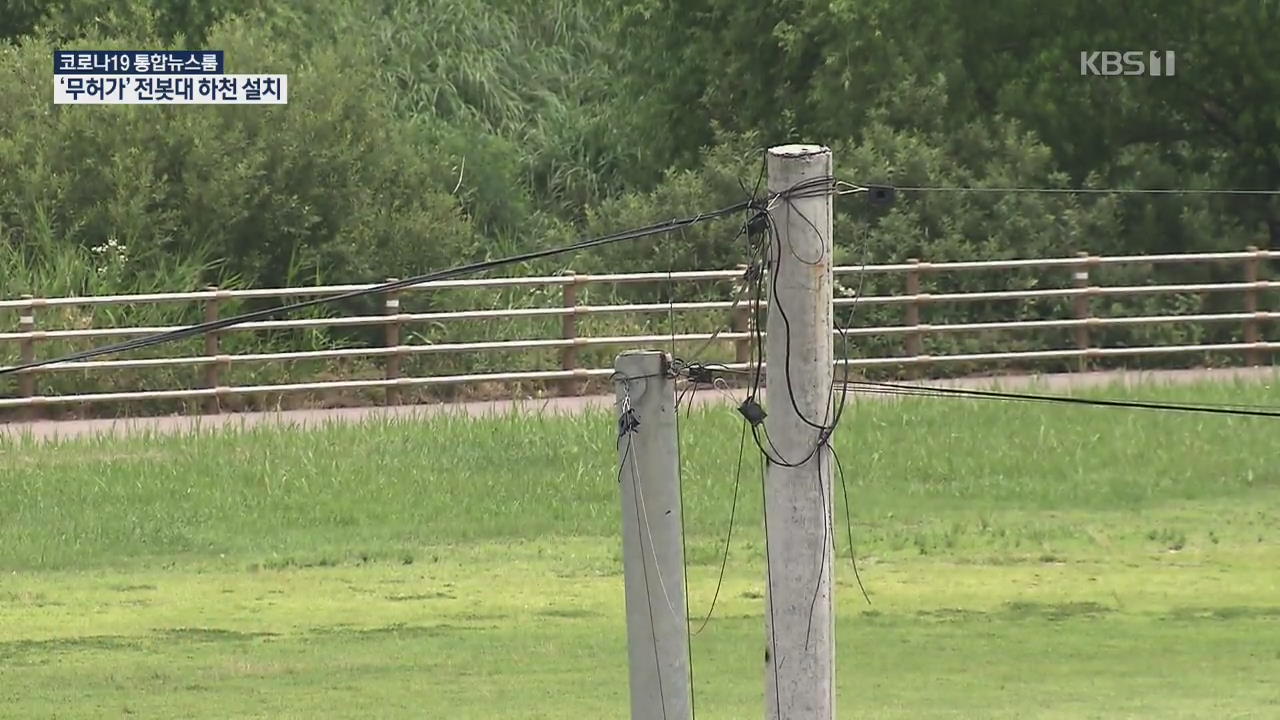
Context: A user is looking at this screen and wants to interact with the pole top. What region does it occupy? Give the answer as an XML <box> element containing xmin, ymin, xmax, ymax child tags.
<box><xmin>615</xmin><ymin>349</ymin><xmax>668</xmax><ymax>365</ymax></box>
<box><xmin>614</xmin><ymin>349</ymin><xmax>670</xmax><ymax>376</ymax></box>
<box><xmin>768</xmin><ymin>144</ymin><xmax>830</xmax><ymax>158</ymax></box>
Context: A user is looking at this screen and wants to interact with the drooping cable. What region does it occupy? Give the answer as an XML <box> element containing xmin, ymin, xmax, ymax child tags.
<box><xmin>841</xmin><ymin>379</ymin><xmax>1280</xmax><ymax>419</ymax></box>
<box><xmin>692</xmin><ymin>419</ymin><xmax>748</xmax><ymax>636</ymax></box>
<box><xmin>1</xmin><ymin>199</ymin><xmax>761</xmax><ymax>377</ymax></box>
<box><xmin>832</xmin><ymin>447</ymin><xmax>871</xmax><ymax>604</ymax></box>
<box><xmin>895</xmin><ymin>185</ymin><xmax>1280</xmax><ymax>196</ymax></box>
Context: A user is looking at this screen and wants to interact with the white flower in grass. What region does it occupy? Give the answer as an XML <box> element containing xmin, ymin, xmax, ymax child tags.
<box><xmin>835</xmin><ymin>281</ymin><xmax>860</xmax><ymax>298</ymax></box>
<box><xmin>91</xmin><ymin>235</ymin><xmax>129</xmax><ymax>276</ymax></box>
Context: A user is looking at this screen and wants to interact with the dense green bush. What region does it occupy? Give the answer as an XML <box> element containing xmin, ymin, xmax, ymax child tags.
<box><xmin>0</xmin><ymin>0</ymin><xmax>1275</xmax><ymax>415</ymax></box>
<box><xmin>0</xmin><ymin>16</ymin><xmax>483</xmax><ymax>293</ymax></box>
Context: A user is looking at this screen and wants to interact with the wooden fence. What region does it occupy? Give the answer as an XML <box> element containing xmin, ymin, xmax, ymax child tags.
<box><xmin>1</xmin><ymin>248</ymin><xmax>1277</xmax><ymax>417</ymax></box>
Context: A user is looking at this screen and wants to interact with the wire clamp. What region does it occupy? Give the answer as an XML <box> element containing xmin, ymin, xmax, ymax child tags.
<box><xmin>618</xmin><ymin>407</ymin><xmax>640</xmax><ymax>438</ymax></box>
<box><xmin>617</xmin><ymin>382</ymin><xmax>641</xmax><ymax>439</ymax></box>
<box><xmin>737</xmin><ymin>397</ymin><xmax>767</xmax><ymax>427</ymax></box>
<box><xmin>746</xmin><ymin>209</ymin><xmax>770</xmax><ymax>238</ymax></box>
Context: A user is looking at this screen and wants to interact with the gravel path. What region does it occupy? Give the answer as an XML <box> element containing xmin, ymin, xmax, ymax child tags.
<box><xmin>2</xmin><ymin>366</ymin><xmax>1274</xmax><ymax>442</ymax></box>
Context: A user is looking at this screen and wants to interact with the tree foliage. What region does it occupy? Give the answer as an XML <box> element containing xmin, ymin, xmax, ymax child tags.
<box><xmin>614</xmin><ymin>0</ymin><xmax>1280</xmax><ymax>251</ymax></box>
<box><xmin>1</xmin><ymin>0</ymin><xmax>1276</xmax><ymax>296</ymax></box>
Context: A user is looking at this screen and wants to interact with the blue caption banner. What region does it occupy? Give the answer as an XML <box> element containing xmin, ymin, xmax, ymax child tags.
<box><xmin>53</xmin><ymin>50</ymin><xmax>224</xmax><ymax>75</ymax></box>
<box><xmin>54</xmin><ymin>75</ymin><xmax>288</xmax><ymax>104</ymax></box>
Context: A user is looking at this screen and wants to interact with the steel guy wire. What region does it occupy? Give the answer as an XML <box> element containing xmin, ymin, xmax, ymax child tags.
<box><xmin>616</xmin><ymin>373</ymin><xmax>683</xmax><ymax>625</ymax></box>
<box><xmin>670</xmin><ymin>373</ymin><xmax>697</xmax><ymax>720</ymax></box>
<box><xmin>616</xmin><ymin>433</ymin><xmax>669</xmax><ymax>720</ymax></box>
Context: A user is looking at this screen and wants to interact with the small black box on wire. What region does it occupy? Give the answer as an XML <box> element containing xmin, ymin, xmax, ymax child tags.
<box><xmin>737</xmin><ymin>398</ymin><xmax>767</xmax><ymax>427</ymax></box>
<box><xmin>866</xmin><ymin>185</ymin><xmax>896</xmax><ymax>207</ymax></box>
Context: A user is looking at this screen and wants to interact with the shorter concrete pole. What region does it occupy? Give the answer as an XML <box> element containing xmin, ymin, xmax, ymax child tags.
<box><xmin>614</xmin><ymin>350</ymin><xmax>691</xmax><ymax>720</ymax></box>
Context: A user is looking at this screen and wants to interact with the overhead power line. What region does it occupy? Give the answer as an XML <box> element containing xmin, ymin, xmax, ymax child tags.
<box><xmin>841</xmin><ymin>379</ymin><xmax>1280</xmax><ymax>419</ymax></box>
<box><xmin>1</xmin><ymin>197</ymin><xmax>762</xmax><ymax>378</ymax></box>
<box><xmin>895</xmin><ymin>185</ymin><xmax>1280</xmax><ymax>196</ymax></box>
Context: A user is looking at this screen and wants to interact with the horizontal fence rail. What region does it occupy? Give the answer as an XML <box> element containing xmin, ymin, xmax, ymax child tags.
<box><xmin>2</xmin><ymin>248</ymin><xmax>1277</xmax><ymax>417</ymax></box>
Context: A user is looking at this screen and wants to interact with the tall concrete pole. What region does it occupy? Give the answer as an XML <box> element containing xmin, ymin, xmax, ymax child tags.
<box><xmin>614</xmin><ymin>350</ymin><xmax>692</xmax><ymax>720</ymax></box>
<box><xmin>763</xmin><ymin>144</ymin><xmax>835</xmax><ymax>720</ymax></box>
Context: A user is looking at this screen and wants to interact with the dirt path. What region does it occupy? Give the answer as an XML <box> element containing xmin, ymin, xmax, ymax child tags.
<box><xmin>2</xmin><ymin>366</ymin><xmax>1274</xmax><ymax>442</ymax></box>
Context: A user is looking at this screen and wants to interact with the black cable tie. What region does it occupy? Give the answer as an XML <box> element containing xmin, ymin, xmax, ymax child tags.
<box><xmin>817</xmin><ymin>426</ymin><xmax>835</xmax><ymax>446</ymax></box>
<box><xmin>684</xmin><ymin>364</ymin><xmax>717</xmax><ymax>386</ymax></box>
<box><xmin>618</xmin><ymin>407</ymin><xmax>641</xmax><ymax>438</ymax></box>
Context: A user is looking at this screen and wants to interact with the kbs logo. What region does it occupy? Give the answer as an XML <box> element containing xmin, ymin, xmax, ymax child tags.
<box><xmin>1079</xmin><ymin>50</ymin><xmax>1176</xmax><ymax>77</ymax></box>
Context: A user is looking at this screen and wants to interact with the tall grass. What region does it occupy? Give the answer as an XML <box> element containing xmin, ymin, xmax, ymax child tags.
<box><xmin>2</xmin><ymin>379</ymin><xmax>1276</xmax><ymax>570</ymax></box>
<box><xmin>0</xmin><ymin>229</ymin><xmax>374</xmax><ymax>416</ymax></box>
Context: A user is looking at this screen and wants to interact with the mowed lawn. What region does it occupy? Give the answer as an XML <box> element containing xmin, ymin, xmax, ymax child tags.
<box><xmin>2</xmin><ymin>379</ymin><xmax>1279</xmax><ymax>718</ymax></box>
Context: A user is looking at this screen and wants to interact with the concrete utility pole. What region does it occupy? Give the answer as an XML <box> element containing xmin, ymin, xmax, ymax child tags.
<box><xmin>613</xmin><ymin>350</ymin><xmax>692</xmax><ymax>720</ymax></box>
<box><xmin>763</xmin><ymin>144</ymin><xmax>836</xmax><ymax>720</ymax></box>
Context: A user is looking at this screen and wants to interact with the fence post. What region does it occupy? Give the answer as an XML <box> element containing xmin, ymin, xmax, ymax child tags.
<box><xmin>764</xmin><ymin>144</ymin><xmax>835</xmax><ymax>720</ymax></box>
<box><xmin>18</xmin><ymin>295</ymin><xmax>38</xmax><ymax>421</ymax></box>
<box><xmin>560</xmin><ymin>272</ymin><xmax>579</xmax><ymax>396</ymax></box>
<box><xmin>1243</xmin><ymin>246</ymin><xmax>1262</xmax><ymax>366</ymax></box>
<box><xmin>613</xmin><ymin>349</ymin><xmax>692</xmax><ymax>720</ymax></box>
<box><xmin>905</xmin><ymin>259</ymin><xmax>923</xmax><ymax>375</ymax></box>
<box><xmin>202</xmin><ymin>286</ymin><xmax>221</xmax><ymax>415</ymax></box>
<box><xmin>384</xmin><ymin>278</ymin><xmax>403</xmax><ymax>406</ymax></box>
<box><xmin>1072</xmin><ymin>252</ymin><xmax>1092</xmax><ymax>372</ymax></box>
<box><xmin>732</xmin><ymin>263</ymin><xmax>752</xmax><ymax>365</ymax></box>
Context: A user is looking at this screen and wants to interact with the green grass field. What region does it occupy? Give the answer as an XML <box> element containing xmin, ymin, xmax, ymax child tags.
<box><xmin>2</xmin><ymin>379</ymin><xmax>1279</xmax><ymax>718</ymax></box>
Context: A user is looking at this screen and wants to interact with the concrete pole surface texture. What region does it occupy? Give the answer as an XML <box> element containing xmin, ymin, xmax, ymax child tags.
<box><xmin>613</xmin><ymin>350</ymin><xmax>692</xmax><ymax>720</ymax></box>
<box><xmin>763</xmin><ymin>144</ymin><xmax>836</xmax><ymax>720</ymax></box>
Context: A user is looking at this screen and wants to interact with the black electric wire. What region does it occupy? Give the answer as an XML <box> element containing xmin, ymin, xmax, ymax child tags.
<box><xmin>670</xmin><ymin>185</ymin><xmax>770</xmax><ymax>378</ymax></box>
<box><xmin>842</xmin><ymin>378</ymin><xmax>1280</xmax><ymax>411</ymax></box>
<box><xmin>896</xmin><ymin>185</ymin><xmax>1280</xmax><ymax>197</ymax></box>
<box><xmin>746</xmin><ymin>175</ymin><xmax>854</xmax><ymax>470</ymax></box>
<box><xmin>692</xmin><ymin>419</ymin><xmax>748</xmax><ymax>636</ymax></box>
<box><xmin>741</xmin><ymin>171</ymin><xmax>868</xmax><ymax>677</ymax></box>
<box><xmin>804</xmin><ymin>443</ymin><xmax>831</xmax><ymax>651</ymax></box>
<box><xmin>840</xmin><ymin>379</ymin><xmax>1280</xmax><ymax>418</ymax></box>
<box><xmin>832</xmin><ymin>447</ymin><xmax>871</xmax><ymax>605</ymax></box>
<box><xmin>1</xmin><ymin>198</ymin><xmax>763</xmax><ymax>378</ymax></box>
<box><xmin>758</xmin><ymin>441</ymin><xmax>783</xmax><ymax>720</ymax></box>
